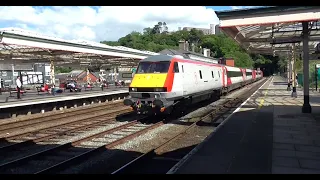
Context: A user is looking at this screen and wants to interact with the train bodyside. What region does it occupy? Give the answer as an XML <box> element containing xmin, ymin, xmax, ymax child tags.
<box><xmin>124</xmin><ymin>55</ymin><xmax>263</xmax><ymax>115</ymax></box>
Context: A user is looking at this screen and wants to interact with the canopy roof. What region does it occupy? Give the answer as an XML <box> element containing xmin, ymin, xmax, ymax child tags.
<box><xmin>215</xmin><ymin>6</ymin><xmax>320</xmax><ymax>57</ymax></box>
<box><xmin>0</xmin><ymin>28</ymin><xmax>159</xmax><ymax>67</ymax></box>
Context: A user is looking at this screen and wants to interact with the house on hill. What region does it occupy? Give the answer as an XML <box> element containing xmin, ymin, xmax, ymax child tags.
<box><xmin>66</xmin><ymin>70</ymin><xmax>98</xmax><ymax>83</ymax></box>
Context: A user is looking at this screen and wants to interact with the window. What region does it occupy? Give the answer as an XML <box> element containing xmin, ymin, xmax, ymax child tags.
<box><xmin>122</xmin><ymin>73</ymin><xmax>132</xmax><ymax>78</ymax></box>
<box><xmin>174</xmin><ymin>62</ymin><xmax>179</xmax><ymax>73</ymax></box>
<box><xmin>227</xmin><ymin>71</ymin><xmax>243</xmax><ymax>77</ymax></box>
<box><xmin>246</xmin><ymin>72</ymin><xmax>252</xmax><ymax>76</ymax></box>
<box><xmin>182</xmin><ymin>65</ymin><xmax>184</xmax><ymax>73</ymax></box>
<box><xmin>136</xmin><ymin>61</ymin><xmax>170</xmax><ymax>74</ymax></box>
<box><xmin>218</xmin><ymin>71</ymin><xmax>220</xmax><ymax>78</ymax></box>
<box><xmin>211</xmin><ymin>71</ymin><xmax>214</xmax><ymax>78</ymax></box>
<box><xmin>199</xmin><ymin>70</ymin><xmax>202</xmax><ymax>79</ymax></box>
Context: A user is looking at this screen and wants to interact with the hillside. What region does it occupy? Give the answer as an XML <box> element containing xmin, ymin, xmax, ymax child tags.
<box><xmin>101</xmin><ymin>22</ymin><xmax>281</xmax><ymax>75</ymax></box>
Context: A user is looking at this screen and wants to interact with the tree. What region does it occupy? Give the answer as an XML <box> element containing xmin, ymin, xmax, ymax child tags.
<box><xmin>55</xmin><ymin>66</ymin><xmax>73</xmax><ymax>74</ymax></box>
<box><xmin>100</xmin><ymin>22</ymin><xmax>280</xmax><ymax>71</ymax></box>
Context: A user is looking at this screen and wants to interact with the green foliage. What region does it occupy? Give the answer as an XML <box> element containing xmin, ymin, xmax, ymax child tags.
<box><xmin>101</xmin><ymin>22</ymin><xmax>280</xmax><ymax>70</ymax></box>
<box><xmin>55</xmin><ymin>66</ymin><xmax>72</xmax><ymax>74</ymax></box>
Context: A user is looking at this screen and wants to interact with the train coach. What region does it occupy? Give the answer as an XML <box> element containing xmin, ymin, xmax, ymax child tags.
<box><xmin>124</xmin><ymin>55</ymin><xmax>263</xmax><ymax>115</ymax></box>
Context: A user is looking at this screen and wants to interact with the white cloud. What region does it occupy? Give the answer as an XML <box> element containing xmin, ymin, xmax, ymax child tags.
<box><xmin>231</xmin><ymin>6</ymin><xmax>242</xmax><ymax>10</ymax></box>
<box><xmin>230</xmin><ymin>6</ymin><xmax>262</xmax><ymax>10</ymax></box>
<box><xmin>0</xmin><ymin>6</ymin><xmax>219</xmax><ymax>42</ymax></box>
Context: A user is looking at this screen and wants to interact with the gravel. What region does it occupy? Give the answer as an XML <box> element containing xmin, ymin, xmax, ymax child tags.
<box><xmin>113</xmin><ymin>123</ymin><xmax>186</xmax><ymax>153</ymax></box>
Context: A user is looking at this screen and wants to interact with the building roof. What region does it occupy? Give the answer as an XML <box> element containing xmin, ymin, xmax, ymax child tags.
<box><xmin>0</xmin><ymin>64</ymin><xmax>33</xmax><ymax>71</ymax></box>
<box><xmin>68</xmin><ymin>70</ymin><xmax>84</xmax><ymax>78</ymax></box>
<box><xmin>55</xmin><ymin>73</ymin><xmax>69</xmax><ymax>79</ymax></box>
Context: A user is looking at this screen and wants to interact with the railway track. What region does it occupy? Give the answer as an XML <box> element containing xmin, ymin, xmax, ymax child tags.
<box><xmin>111</xmin><ymin>78</ymin><xmax>268</xmax><ymax>174</ymax></box>
<box><xmin>0</xmin><ymin>116</ymin><xmax>163</xmax><ymax>174</ymax></box>
<box><xmin>0</xmin><ymin>101</ymin><xmax>126</xmax><ymax>136</ymax></box>
<box><xmin>0</xmin><ymin>108</ymin><xmax>133</xmax><ymax>163</ymax></box>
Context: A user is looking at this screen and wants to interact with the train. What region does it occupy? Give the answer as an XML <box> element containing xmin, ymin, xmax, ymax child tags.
<box><xmin>123</xmin><ymin>55</ymin><xmax>263</xmax><ymax>115</ymax></box>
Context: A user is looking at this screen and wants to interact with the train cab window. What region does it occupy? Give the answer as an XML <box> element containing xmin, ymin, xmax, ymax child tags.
<box><xmin>136</xmin><ymin>61</ymin><xmax>170</xmax><ymax>74</ymax></box>
<box><xmin>211</xmin><ymin>71</ymin><xmax>214</xmax><ymax>78</ymax></box>
<box><xmin>199</xmin><ymin>70</ymin><xmax>202</xmax><ymax>79</ymax></box>
<box><xmin>174</xmin><ymin>62</ymin><xmax>179</xmax><ymax>73</ymax></box>
<box><xmin>182</xmin><ymin>65</ymin><xmax>184</xmax><ymax>73</ymax></box>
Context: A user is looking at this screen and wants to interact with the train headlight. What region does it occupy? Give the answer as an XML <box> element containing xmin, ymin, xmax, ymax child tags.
<box><xmin>154</xmin><ymin>94</ymin><xmax>159</xmax><ymax>99</ymax></box>
<box><xmin>154</xmin><ymin>88</ymin><xmax>163</xmax><ymax>92</ymax></box>
<box><xmin>131</xmin><ymin>88</ymin><xmax>137</xmax><ymax>92</ymax></box>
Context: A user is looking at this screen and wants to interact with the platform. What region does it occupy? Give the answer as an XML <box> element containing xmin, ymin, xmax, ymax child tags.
<box><xmin>169</xmin><ymin>76</ymin><xmax>320</xmax><ymax>174</ymax></box>
<box><xmin>0</xmin><ymin>88</ymin><xmax>128</xmax><ymax>109</ymax></box>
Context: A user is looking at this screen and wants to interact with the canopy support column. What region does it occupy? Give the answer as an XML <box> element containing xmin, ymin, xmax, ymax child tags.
<box><xmin>287</xmin><ymin>52</ymin><xmax>292</xmax><ymax>91</ymax></box>
<box><xmin>50</xmin><ymin>58</ymin><xmax>55</xmax><ymax>86</ymax></box>
<box><xmin>302</xmin><ymin>21</ymin><xmax>312</xmax><ymax>113</ymax></box>
<box><xmin>291</xmin><ymin>43</ymin><xmax>297</xmax><ymax>97</ymax></box>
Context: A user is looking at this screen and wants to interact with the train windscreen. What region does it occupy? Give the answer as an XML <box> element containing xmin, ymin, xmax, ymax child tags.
<box><xmin>136</xmin><ymin>61</ymin><xmax>170</xmax><ymax>74</ymax></box>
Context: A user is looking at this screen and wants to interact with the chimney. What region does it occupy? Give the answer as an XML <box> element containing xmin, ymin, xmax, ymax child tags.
<box><xmin>179</xmin><ymin>40</ymin><xmax>185</xmax><ymax>50</ymax></box>
<box><xmin>185</xmin><ymin>41</ymin><xmax>189</xmax><ymax>51</ymax></box>
<box><xmin>203</xmin><ymin>48</ymin><xmax>208</xmax><ymax>57</ymax></box>
<box><xmin>191</xmin><ymin>43</ymin><xmax>195</xmax><ymax>52</ymax></box>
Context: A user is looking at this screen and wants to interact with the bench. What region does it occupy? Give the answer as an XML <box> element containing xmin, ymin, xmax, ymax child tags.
<box><xmin>36</xmin><ymin>86</ymin><xmax>50</xmax><ymax>95</ymax></box>
<box><xmin>9</xmin><ymin>90</ymin><xmax>26</xmax><ymax>97</ymax></box>
<box><xmin>84</xmin><ymin>85</ymin><xmax>93</xmax><ymax>91</ymax></box>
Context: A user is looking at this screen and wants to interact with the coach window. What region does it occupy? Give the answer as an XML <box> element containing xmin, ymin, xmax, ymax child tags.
<box><xmin>211</xmin><ymin>71</ymin><xmax>214</xmax><ymax>78</ymax></box>
<box><xmin>182</xmin><ymin>65</ymin><xmax>184</xmax><ymax>73</ymax></box>
<box><xmin>218</xmin><ymin>71</ymin><xmax>220</xmax><ymax>78</ymax></box>
<box><xmin>174</xmin><ymin>62</ymin><xmax>179</xmax><ymax>73</ymax></box>
<box><xmin>199</xmin><ymin>70</ymin><xmax>202</xmax><ymax>79</ymax></box>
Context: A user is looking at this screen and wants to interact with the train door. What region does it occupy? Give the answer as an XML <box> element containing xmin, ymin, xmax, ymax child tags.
<box><xmin>242</xmin><ymin>69</ymin><xmax>246</xmax><ymax>81</ymax></box>
<box><xmin>180</xmin><ymin>63</ymin><xmax>187</xmax><ymax>95</ymax></box>
<box><xmin>252</xmin><ymin>70</ymin><xmax>256</xmax><ymax>80</ymax></box>
<box><xmin>222</xmin><ymin>67</ymin><xmax>227</xmax><ymax>87</ymax></box>
<box><xmin>173</xmin><ymin>62</ymin><xmax>184</xmax><ymax>96</ymax></box>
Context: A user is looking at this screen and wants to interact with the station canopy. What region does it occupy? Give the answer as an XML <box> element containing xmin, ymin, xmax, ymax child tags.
<box><xmin>0</xmin><ymin>28</ymin><xmax>159</xmax><ymax>67</ymax></box>
<box><xmin>215</xmin><ymin>6</ymin><xmax>320</xmax><ymax>57</ymax></box>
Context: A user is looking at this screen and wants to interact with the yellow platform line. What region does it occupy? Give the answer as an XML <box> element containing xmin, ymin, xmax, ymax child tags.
<box><xmin>258</xmin><ymin>77</ymin><xmax>273</xmax><ymax>109</ymax></box>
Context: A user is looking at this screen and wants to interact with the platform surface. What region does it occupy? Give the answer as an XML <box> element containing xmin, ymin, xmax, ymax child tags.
<box><xmin>0</xmin><ymin>88</ymin><xmax>128</xmax><ymax>109</ymax></box>
<box><xmin>170</xmin><ymin>76</ymin><xmax>320</xmax><ymax>174</ymax></box>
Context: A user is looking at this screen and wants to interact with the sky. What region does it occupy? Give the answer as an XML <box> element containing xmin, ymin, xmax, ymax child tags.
<box><xmin>0</xmin><ymin>6</ymin><xmax>262</xmax><ymax>42</ymax></box>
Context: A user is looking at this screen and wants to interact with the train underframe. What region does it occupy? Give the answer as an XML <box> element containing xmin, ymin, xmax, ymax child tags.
<box><xmin>124</xmin><ymin>77</ymin><xmax>262</xmax><ymax>116</ymax></box>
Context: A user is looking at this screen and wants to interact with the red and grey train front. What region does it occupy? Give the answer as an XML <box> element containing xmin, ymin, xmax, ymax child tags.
<box><xmin>123</xmin><ymin>60</ymin><xmax>175</xmax><ymax>115</ymax></box>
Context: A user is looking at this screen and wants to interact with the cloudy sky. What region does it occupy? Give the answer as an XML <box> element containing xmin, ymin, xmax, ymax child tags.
<box><xmin>0</xmin><ymin>6</ymin><xmax>261</xmax><ymax>42</ymax></box>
